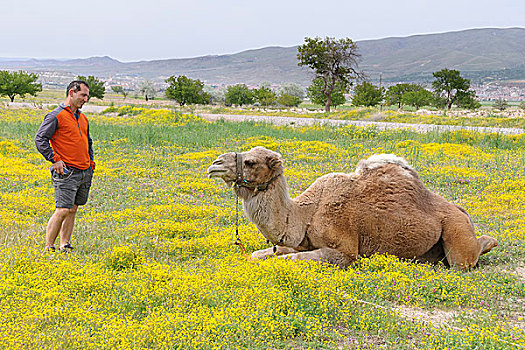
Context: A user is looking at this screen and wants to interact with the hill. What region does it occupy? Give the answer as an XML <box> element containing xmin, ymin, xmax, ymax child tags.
<box><xmin>358</xmin><ymin>27</ymin><xmax>525</xmax><ymax>83</ymax></box>
<box><xmin>1</xmin><ymin>27</ymin><xmax>524</xmax><ymax>86</ymax></box>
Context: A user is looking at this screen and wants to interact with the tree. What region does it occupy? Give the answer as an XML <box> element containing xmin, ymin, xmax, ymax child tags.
<box><xmin>165</xmin><ymin>75</ymin><xmax>210</xmax><ymax>106</ymax></box>
<box><xmin>456</xmin><ymin>90</ymin><xmax>481</xmax><ymax>110</ymax></box>
<box><xmin>253</xmin><ymin>84</ymin><xmax>276</xmax><ymax>107</ymax></box>
<box><xmin>225</xmin><ymin>84</ymin><xmax>254</xmax><ymax>106</ymax></box>
<box><xmin>0</xmin><ymin>70</ymin><xmax>42</xmax><ymax>102</ymax></box>
<box><xmin>431</xmin><ymin>69</ymin><xmax>476</xmax><ymax>110</ymax></box>
<box><xmin>278</xmin><ymin>94</ymin><xmax>302</xmax><ymax>107</ymax></box>
<box><xmin>277</xmin><ymin>83</ymin><xmax>304</xmax><ymax>107</ymax></box>
<box><xmin>204</xmin><ymin>86</ymin><xmax>226</xmax><ymax>104</ymax></box>
<box><xmin>297</xmin><ymin>36</ymin><xmax>361</xmax><ymax>112</ymax></box>
<box><xmin>279</xmin><ymin>83</ymin><xmax>304</xmax><ymax>99</ymax></box>
<box><xmin>351</xmin><ymin>82</ymin><xmax>383</xmax><ymax>107</ymax></box>
<box><xmin>307</xmin><ymin>77</ymin><xmax>346</xmax><ymax>109</ymax></box>
<box><xmin>77</xmin><ymin>75</ymin><xmax>105</xmax><ymax>100</ymax></box>
<box><xmin>385</xmin><ymin>83</ymin><xmax>422</xmax><ymax>108</ymax></box>
<box><xmin>138</xmin><ymin>80</ymin><xmax>157</xmax><ymax>101</ymax></box>
<box><xmin>111</xmin><ymin>85</ymin><xmax>128</xmax><ymax>99</ymax></box>
<box><xmin>493</xmin><ymin>98</ymin><xmax>509</xmax><ymax>110</ymax></box>
<box><xmin>519</xmin><ymin>101</ymin><xmax>525</xmax><ymax>110</ymax></box>
<box><xmin>401</xmin><ymin>89</ymin><xmax>434</xmax><ymax>110</ymax></box>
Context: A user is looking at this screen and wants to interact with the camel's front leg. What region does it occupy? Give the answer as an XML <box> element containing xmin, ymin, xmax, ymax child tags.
<box><xmin>251</xmin><ymin>246</ymin><xmax>299</xmax><ymax>260</ymax></box>
<box><xmin>276</xmin><ymin>247</ymin><xmax>355</xmax><ymax>268</ymax></box>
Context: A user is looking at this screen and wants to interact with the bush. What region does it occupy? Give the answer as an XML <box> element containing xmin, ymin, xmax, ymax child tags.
<box><xmin>225</xmin><ymin>84</ymin><xmax>254</xmax><ymax>106</ymax></box>
<box><xmin>351</xmin><ymin>82</ymin><xmax>383</xmax><ymax>107</ymax></box>
<box><xmin>104</xmin><ymin>246</ymin><xmax>143</xmax><ymax>271</ymax></box>
<box><xmin>277</xmin><ymin>93</ymin><xmax>302</xmax><ymax>107</ymax></box>
<box><xmin>493</xmin><ymin>98</ymin><xmax>509</xmax><ymax>111</ymax></box>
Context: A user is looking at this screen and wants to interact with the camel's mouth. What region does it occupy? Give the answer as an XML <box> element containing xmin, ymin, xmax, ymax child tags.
<box><xmin>208</xmin><ymin>153</ymin><xmax>237</xmax><ymax>180</ymax></box>
<box><xmin>207</xmin><ymin>165</ymin><xmax>232</xmax><ymax>180</ymax></box>
<box><xmin>207</xmin><ymin>169</ymin><xmax>226</xmax><ymax>178</ymax></box>
<box><xmin>207</xmin><ymin>169</ymin><xmax>235</xmax><ymax>188</ymax></box>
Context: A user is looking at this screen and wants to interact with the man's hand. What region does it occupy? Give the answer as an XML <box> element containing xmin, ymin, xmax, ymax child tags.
<box><xmin>52</xmin><ymin>160</ymin><xmax>66</xmax><ymax>175</ymax></box>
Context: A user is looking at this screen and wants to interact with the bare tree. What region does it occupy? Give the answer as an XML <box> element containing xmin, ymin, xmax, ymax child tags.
<box><xmin>139</xmin><ymin>80</ymin><xmax>157</xmax><ymax>101</ymax></box>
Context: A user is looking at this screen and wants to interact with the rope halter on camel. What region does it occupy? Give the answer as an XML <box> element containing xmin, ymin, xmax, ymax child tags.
<box><xmin>231</xmin><ymin>152</ymin><xmax>280</xmax><ymax>255</ymax></box>
<box><xmin>234</xmin><ymin>152</ymin><xmax>281</xmax><ymax>193</ymax></box>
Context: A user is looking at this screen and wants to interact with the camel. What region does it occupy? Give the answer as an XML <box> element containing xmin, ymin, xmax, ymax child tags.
<box><xmin>207</xmin><ymin>146</ymin><xmax>498</xmax><ymax>270</ymax></box>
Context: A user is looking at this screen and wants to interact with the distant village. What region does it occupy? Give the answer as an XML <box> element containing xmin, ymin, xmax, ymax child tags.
<box><xmin>35</xmin><ymin>70</ymin><xmax>525</xmax><ymax>102</ymax></box>
<box><xmin>471</xmin><ymin>82</ymin><xmax>525</xmax><ymax>101</ymax></box>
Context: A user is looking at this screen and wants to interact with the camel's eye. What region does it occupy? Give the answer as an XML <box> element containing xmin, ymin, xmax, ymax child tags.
<box><xmin>244</xmin><ymin>159</ymin><xmax>256</xmax><ymax>167</ymax></box>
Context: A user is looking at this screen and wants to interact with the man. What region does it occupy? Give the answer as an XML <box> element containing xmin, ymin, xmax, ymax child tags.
<box><xmin>35</xmin><ymin>80</ymin><xmax>95</xmax><ymax>252</ymax></box>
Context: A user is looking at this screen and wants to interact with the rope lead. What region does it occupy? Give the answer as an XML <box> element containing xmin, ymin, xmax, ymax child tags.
<box><xmin>233</xmin><ymin>185</ymin><xmax>246</xmax><ymax>255</ymax></box>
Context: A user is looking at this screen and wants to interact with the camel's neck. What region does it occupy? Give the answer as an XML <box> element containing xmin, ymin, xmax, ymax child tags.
<box><xmin>240</xmin><ymin>175</ymin><xmax>310</xmax><ymax>248</ymax></box>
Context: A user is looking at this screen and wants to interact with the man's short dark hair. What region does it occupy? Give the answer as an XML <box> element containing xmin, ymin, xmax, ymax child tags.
<box><xmin>66</xmin><ymin>80</ymin><xmax>89</xmax><ymax>97</ymax></box>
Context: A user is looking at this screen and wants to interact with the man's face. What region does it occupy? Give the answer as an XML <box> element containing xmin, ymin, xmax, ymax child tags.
<box><xmin>70</xmin><ymin>84</ymin><xmax>90</xmax><ymax>109</ymax></box>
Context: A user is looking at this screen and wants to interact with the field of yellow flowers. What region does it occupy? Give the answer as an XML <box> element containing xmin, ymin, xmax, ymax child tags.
<box><xmin>1</xmin><ymin>105</ymin><xmax>524</xmax><ymax>349</ymax></box>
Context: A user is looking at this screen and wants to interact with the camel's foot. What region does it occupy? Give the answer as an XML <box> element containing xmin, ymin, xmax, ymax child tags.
<box><xmin>251</xmin><ymin>247</ymin><xmax>275</xmax><ymax>260</ymax></box>
<box><xmin>251</xmin><ymin>246</ymin><xmax>298</xmax><ymax>260</ymax></box>
<box><xmin>479</xmin><ymin>235</ymin><xmax>498</xmax><ymax>255</ymax></box>
<box><xmin>275</xmin><ymin>248</ymin><xmax>355</xmax><ymax>268</ymax></box>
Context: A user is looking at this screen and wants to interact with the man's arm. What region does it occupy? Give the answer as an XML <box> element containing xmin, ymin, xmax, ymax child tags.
<box><xmin>87</xmin><ymin>123</ymin><xmax>95</xmax><ymax>170</ymax></box>
<box><xmin>35</xmin><ymin>113</ymin><xmax>59</xmax><ymax>163</ymax></box>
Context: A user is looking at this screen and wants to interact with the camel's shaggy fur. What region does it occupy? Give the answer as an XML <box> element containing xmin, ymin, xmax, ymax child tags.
<box><xmin>207</xmin><ymin>147</ymin><xmax>498</xmax><ymax>270</ymax></box>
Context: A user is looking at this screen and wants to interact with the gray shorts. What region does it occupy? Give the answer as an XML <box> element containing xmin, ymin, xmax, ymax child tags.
<box><xmin>52</xmin><ymin>166</ymin><xmax>93</xmax><ymax>208</ymax></box>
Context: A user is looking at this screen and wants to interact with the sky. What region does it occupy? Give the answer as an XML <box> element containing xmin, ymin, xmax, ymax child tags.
<box><xmin>1</xmin><ymin>0</ymin><xmax>524</xmax><ymax>62</ymax></box>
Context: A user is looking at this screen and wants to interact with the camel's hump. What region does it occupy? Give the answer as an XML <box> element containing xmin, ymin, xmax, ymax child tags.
<box><xmin>355</xmin><ymin>154</ymin><xmax>413</xmax><ymax>175</ymax></box>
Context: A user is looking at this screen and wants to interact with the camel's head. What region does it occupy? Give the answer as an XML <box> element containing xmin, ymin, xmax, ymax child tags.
<box><xmin>207</xmin><ymin>147</ymin><xmax>283</xmax><ymax>191</ymax></box>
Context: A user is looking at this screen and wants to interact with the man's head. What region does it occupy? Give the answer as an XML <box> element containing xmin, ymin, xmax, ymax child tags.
<box><xmin>65</xmin><ymin>80</ymin><xmax>90</xmax><ymax>111</ymax></box>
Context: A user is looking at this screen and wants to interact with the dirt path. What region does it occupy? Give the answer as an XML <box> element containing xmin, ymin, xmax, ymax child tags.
<box><xmin>198</xmin><ymin>113</ymin><xmax>525</xmax><ymax>135</ymax></box>
<box><xmin>5</xmin><ymin>102</ymin><xmax>108</xmax><ymax>114</ymax></box>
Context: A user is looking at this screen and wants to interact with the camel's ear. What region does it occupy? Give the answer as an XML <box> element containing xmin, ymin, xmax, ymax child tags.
<box><xmin>266</xmin><ymin>153</ymin><xmax>282</xmax><ymax>170</ymax></box>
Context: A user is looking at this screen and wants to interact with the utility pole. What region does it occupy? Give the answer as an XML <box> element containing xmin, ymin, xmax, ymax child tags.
<box><xmin>379</xmin><ymin>72</ymin><xmax>383</xmax><ymax>111</ymax></box>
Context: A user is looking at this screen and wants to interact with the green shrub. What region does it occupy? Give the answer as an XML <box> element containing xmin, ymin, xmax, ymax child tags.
<box><xmin>104</xmin><ymin>246</ymin><xmax>143</xmax><ymax>271</ymax></box>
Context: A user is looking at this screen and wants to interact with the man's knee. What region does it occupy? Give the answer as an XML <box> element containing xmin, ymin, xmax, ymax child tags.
<box><xmin>55</xmin><ymin>206</ymin><xmax>78</xmax><ymax>217</ymax></box>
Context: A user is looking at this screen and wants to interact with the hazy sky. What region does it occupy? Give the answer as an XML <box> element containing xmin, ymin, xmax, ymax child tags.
<box><xmin>2</xmin><ymin>0</ymin><xmax>523</xmax><ymax>62</ymax></box>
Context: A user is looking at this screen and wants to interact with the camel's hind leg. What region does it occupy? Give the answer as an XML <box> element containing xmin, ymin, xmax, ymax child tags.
<box><xmin>441</xmin><ymin>209</ymin><xmax>498</xmax><ymax>270</ymax></box>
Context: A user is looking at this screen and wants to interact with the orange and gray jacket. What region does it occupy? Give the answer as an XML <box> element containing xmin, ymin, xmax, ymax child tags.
<box><xmin>35</xmin><ymin>103</ymin><xmax>94</xmax><ymax>170</ymax></box>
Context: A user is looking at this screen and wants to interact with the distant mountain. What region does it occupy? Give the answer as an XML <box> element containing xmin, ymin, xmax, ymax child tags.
<box><xmin>358</xmin><ymin>27</ymin><xmax>525</xmax><ymax>83</ymax></box>
<box><xmin>1</xmin><ymin>28</ymin><xmax>524</xmax><ymax>86</ymax></box>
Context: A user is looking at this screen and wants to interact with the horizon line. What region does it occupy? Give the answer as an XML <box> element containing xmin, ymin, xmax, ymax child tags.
<box><xmin>1</xmin><ymin>26</ymin><xmax>523</xmax><ymax>63</ymax></box>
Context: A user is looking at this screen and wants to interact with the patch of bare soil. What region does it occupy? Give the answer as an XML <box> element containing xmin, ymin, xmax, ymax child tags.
<box><xmin>334</xmin><ymin>327</ymin><xmax>388</xmax><ymax>350</ymax></box>
<box><xmin>352</xmin><ymin>296</ymin><xmax>460</xmax><ymax>327</ymax></box>
<box><xmin>515</xmin><ymin>266</ymin><xmax>525</xmax><ymax>280</ymax></box>
<box><xmin>366</xmin><ymin>113</ymin><xmax>386</xmax><ymax>122</ymax></box>
<box><xmin>394</xmin><ymin>305</ymin><xmax>458</xmax><ymax>326</ymax></box>
<box><xmin>508</xmin><ymin>309</ymin><xmax>525</xmax><ymax>332</ymax></box>
<box><xmin>493</xmin><ymin>263</ymin><xmax>525</xmax><ymax>281</ymax></box>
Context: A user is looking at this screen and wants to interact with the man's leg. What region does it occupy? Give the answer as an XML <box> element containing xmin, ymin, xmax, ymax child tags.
<box><xmin>46</xmin><ymin>207</ymin><xmax>73</xmax><ymax>248</ymax></box>
<box><xmin>49</xmin><ymin>169</ymin><xmax>83</xmax><ymax>250</ymax></box>
<box><xmin>59</xmin><ymin>168</ymin><xmax>93</xmax><ymax>250</ymax></box>
<box><xmin>59</xmin><ymin>205</ymin><xmax>78</xmax><ymax>248</ymax></box>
